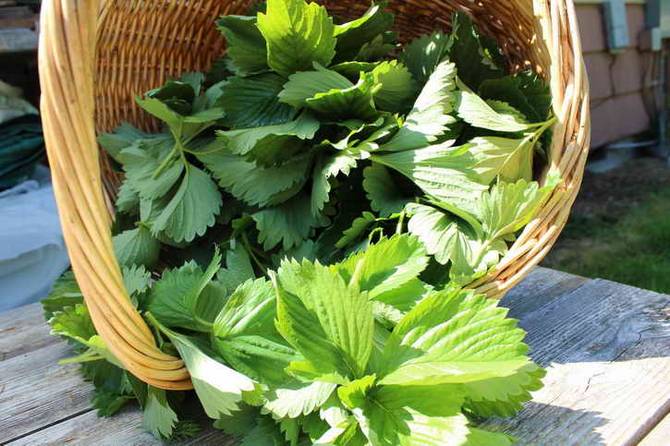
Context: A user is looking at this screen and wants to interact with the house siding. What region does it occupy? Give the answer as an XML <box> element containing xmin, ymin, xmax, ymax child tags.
<box><xmin>577</xmin><ymin>3</ymin><xmax>655</xmax><ymax>148</ymax></box>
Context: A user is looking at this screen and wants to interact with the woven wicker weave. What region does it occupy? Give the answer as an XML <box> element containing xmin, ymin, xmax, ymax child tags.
<box><xmin>38</xmin><ymin>0</ymin><xmax>590</xmax><ymax>390</ymax></box>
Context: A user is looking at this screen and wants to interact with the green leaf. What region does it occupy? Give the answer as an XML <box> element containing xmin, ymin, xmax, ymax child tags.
<box><xmin>331</xmin><ymin>60</ymin><xmax>381</xmax><ymax>78</ymax></box>
<box><xmin>449</xmin><ymin>11</ymin><xmax>504</xmax><ymax>90</ymax></box>
<box><xmin>122</xmin><ymin>264</ymin><xmax>152</xmax><ymax>298</ymax></box>
<box><xmin>120</xmin><ymin>136</ymin><xmax>183</xmax><ymax>200</ymax></box>
<box><xmin>115</xmin><ymin>180</ymin><xmax>140</xmax><ymax>215</ymax></box>
<box><xmin>306</xmin><ymin>72</ymin><xmax>380</xmax><ymax>121</ymax></box>
<box><xmin>479</xmin><ymin>72</ymin><xmax>552</xmax><ymax>123</ymax></box>
<box><xmin>215</xmin><ymin>335</ymin><xmax>299</xmax><ymax>384</ymax></box>
<box><xmin>217</xmin><ymin>242</ymin><xmax>256</xmax><ymax>294</ymax></box>
<box><xmin>98</xmin><ymin>122</ymin><xmax>152</xmax><ymax>164</ymax></box>
<box><xmin>239</xmin><ymin>416</ymin><xmax>286</xmax><ymax>446</ymax></box>
<box><xmin>147</xmin><ymin>251</ymin><xmax>222</xmax><ymax>332</ymax></box>
<box><xmin>257</xmin><ymin>0</ymin><xmax>337</xmax><ymax>76</ymax></box>
<box><xmin>335</xmin><ymin>211</ymin><xmax>376</xmax><ymax>249</ymax></box>
<box><xmin>382</xmin><ymin>60</ymin><xmax>457</xmax><ymax>152</ymax></box>
<box><xmin>370</xmin><ymin>60</ymin><xmax>416</xmax><ymax>113</ymax></box>
<box><xmin>150</xmin><ymin>317</ymin><xmax>260</xmax><ymax>419</ymax></box>
<box><xmin>50</xmin><ymin>303</ymin><xmax>96</xmax><ymax>344</ymax></box>
<box><xmin>480</xmin><ymin>172</ymin><xmax>560</xmax><ymax>240</ymax></box>
<box><xmin>253</xmin><ymin>192</ymin><xmax>327</xmax><ymax>250</ymax></box>
<box><xmin>218</xmin><ymin>112</ymin><xmax>319</xmax><ymax>167</ymax></box>
<box><xmin>143</xmin><ymin>387</ymin><xmax>178</xmax><ymax>439</ymax></box>
<box><xmin>217</xmin><ymin>15</ymin><xmax>269</xmax><ymax>76</ymax></box>
<box><xmin>274</xmin><ymin>259</ymin><xmax>374</xmax><ymax>378</ymax></box>
<box><xmin>150</xmin><ymin>166</ymin><xmax>222</xmax><ymax>243</ymax></box>
<box><xmin>455</xmin><ymin>89</ymin><xmax>532</xmax><ymax>133</ymax></box>
<box><xmin>399</xmin><ymin>32</ymin><xmax>452</xmax><ymax>85</ymax></box>
<box><xmin>357</xmin><ymin>390</ymin><xmax>470</xmax><ymax>446</ymax></box>
<box><xmin>92</xmin><ymin>388</ymin><xmax>133</xmax><ymax>417</ymax></box>
<box><xmin>380</xmin><ymin>288</ymin><xmax>535</xmax><ymax>386</ymax></box>
<box><xmin>373</xmin><ymin>142</ymin><xmax>488</xmax><ymax>216</ymax></box>
<box><xmin>463</xmin><ymin>362</ymin><xmax>545</xmax><ymax>418</ymax></box>
<box><xmin>218</xmin><ymin>74</ymin><xmax>297</xmax><ymax>129</ymax></box>
<box><xmin>406</xmin><ymin>203</ymin><xmax>504</xmax><ymax>284</ymax></box>
<box><xmin>363</xmin><ymin>164</ymin><xmax>411</xmax><ymax>217</ymax></box>
<box><xmin>333</xmin><ymin>2</ymin><xmax>394</xmax><ymax>62</ymax></box>
<box><xmin>113</xmin><ymin>226</ymin><xmax>161</xmax><ymax>269</ymax></box>
<box><xmin>355</xmin><ymin>32</ymin><xmax>396</xmax><ymax>62</ymax></box>
<box><xmin>213</xmin><ymin>278</ymin><xmax>275</xmax><ymax>338</ymax></box>
<box><xmin>311</xmin><ymin>151</ymin><xmax>358</xmax><ymax>217</ymax></box>
<box><xmin>467</xmin><ymin>136</ymin><xmax>536</xmax><ymax>183</ymax></box>
<box><xmin>335</xmin><ymin>234</ymin><xmax>428</xmax><ymax>301</ymax></box>
<box><xmin>279</xmin><ymin>66</ymin><xmax>353</xmax><ymax>108</ymax></box>
<box><xmin>337</xmin><ymin>374</ymin><xmax>377</xmax><ymax>410</ymax></box>
<box><xmin>265</xmin><ymin>381</ymin><xmax>337</xmax><ymax>418</ymax></box>
<box><xmin>42</xmin><ymin>271</ymin><xmax>83</xmax><ymax>319</ymax></box>
<box><xmin>199</xmin><ymin>150</ymin><xmax>311</xmax><ymax>207</ymax></box>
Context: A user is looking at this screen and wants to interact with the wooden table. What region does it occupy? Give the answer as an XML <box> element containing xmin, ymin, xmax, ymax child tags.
<box><xmin>1</xmin><ymin>268</ymin><xmax>669</xmax><ymax>445</ymax></box>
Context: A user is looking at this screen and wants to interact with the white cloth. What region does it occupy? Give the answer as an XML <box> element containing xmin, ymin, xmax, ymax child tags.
<box><xmin>0</xmin><ymin>166</ymin><xmax>69</xmax><ymax>312</ymax></box>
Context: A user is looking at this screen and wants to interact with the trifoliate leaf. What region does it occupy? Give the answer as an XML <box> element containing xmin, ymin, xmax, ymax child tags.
<box><xmin>279</xmin><ymin>66</ymin><xmax>353</xmax><ymax>108</ymax></box>
<box><xmin>150</xmin><ymin>166</ymin><xmax>222</xmax><ymax>243</ymax></box>
<box><xmin>217</xmin><ymin>15</ymin><xmax>269</xmax><ymax>76</ymax></box>
<box><xmin>218</xmin><ymin>112</ymin><xmax>319</xmax><ymax>167</ymax></box>
<box><xmin>370</xmin><ymin>60</ymin><xmax>417</xmax><ymax>113</ymax></box>
<box><xmin>218</xmin><ymin>74</ymin><xmax>297</xmax><ymax>128</ymax></box>
<box><xmin>311</xmin><ymin>151</ymin><xmax>358</xmax><ymax>217</ymax></box>
<box><xmin>333</xmin><ymin>2</ymin><xmax>394</xmax><ymax>62</ymax></box>
<box><xmin>363</xmin><ymin>164</ymin><xmax>412</xmax><ymax>217</ymax></box>
<box><xmin>335</xmin><ymin>234</ymin><xmax>428</xmax><ymax>300</ymax></box>
<box><xmin>449</xmin><ymin>12</ymin><xmax>503</xmax><ymax>90</ymax></box>
<box><xmin>253</xmin><ymin>192</ymin><xmax>327</xmax><ymax>250</ymax></box>
<box><xmin>455</xmin><ymin>89</ymin><xmax>532</xmax><ymax>133</ymax></box>
<box><xmin>147</xmin><ymin>251</ymin><xmax>221</xmax><ymax>332</ymax></box>
<box><xmin>335</xmin><ymin>211</ymin><xmax>376</xmax><ymax>249</ymax></box>
<box><xmin>199</xmin><ymin>150</ymin><xmax>311</xmax><ymax>207</ymax></box>
<box><xmin>150</xmin><ymin>317</ymin><xmax>260</xmax><ymax>419</ymax></box>
<box><xmin>143</xmin><ymin>387</ymin><xmax>178</xmax><ymax>439</ymax></box>
<box><xmin>113</xmin><ymin>226</ymin><xmax>161</xmax><ymax>269</ymax></box>
<box><xmin>399</xmin><ymin>32</ymin><xmax>452</xmax><ymax>85</ymax></box>
<box><xmin>382</xmin><ymin>60</ymin><xmax>457</xmax><ymax>152</ymax></box>
<box><xmin>274</xmin><ymin>259</ymin><xmax>374</xmax><ymax>378</ymax></box>
<box><xmin>265</xmin><ymin>381</ymin><xmax>337</xmax><ymax>418</ymax></box>
<box><xmin>257</xmin><ymin>0</ymin><xmax>337</xmax><ymax>76</ymax></box>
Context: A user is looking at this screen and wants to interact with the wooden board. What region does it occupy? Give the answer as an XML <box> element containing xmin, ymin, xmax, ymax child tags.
<box><xmin>640</xmin><ymin>414</ymin><xmax>670</xmax><ymax>446</ymax></box>
<box><xmin>0</xmin><ymin>28</ymin><xmax>37</xmax><ymax>53</ymax></box>
<box><xmin>1</xmin><ymin>268</ymin><xmax>669</xmax><ymax>446</ymax></box>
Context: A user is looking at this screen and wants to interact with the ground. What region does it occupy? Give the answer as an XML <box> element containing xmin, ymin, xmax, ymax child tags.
<box><xmin>542</xmin><ymin>157</ymin><xmax>670</xmax><ymax>294</ymax></box>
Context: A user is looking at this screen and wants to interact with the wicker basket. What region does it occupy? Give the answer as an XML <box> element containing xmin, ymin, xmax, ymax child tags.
<box><xmin>38</xmin><ymin>0</ymin><xmax>590</xmax><ymax>390</ymax></box>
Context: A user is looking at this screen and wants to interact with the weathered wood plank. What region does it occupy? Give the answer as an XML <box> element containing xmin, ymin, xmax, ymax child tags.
<box><xmin>501</xmin><ymin>267</ymin><xmax>589</xmax><ymax>320</ymax></box>
<box><xmin>0</xmin><ymin>343</ymin><xmax>94</xmax><ymax>444</ymax></box>
<box><xmin>639</xmin><ymin>414</ymin><xmax>670</xmax><ymax>446</ymax></box>
<box><xmin>0</xmin><ymin>304</ymin><xmax>60</xmax><ymax>362</ymax></box>
<box><xmin>7</xmin><ymin>408</ymin><xmax>236</xmax><ymax>446</ymax></box>
<box><xmin>0</xmin><ymin>28</ymin><xmax>37</xmax><ymax>53</ymax></box>
<box><xmin>487</xmin><ymin>279</ymin><xmax>670</xmax><ymax>445</ymax></box>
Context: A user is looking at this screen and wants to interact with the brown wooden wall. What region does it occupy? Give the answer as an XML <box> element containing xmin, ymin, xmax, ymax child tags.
<box><xmin>577</xmin><ymin>3</ymin><xmax>657</xmax><ymax>149</ymax></box>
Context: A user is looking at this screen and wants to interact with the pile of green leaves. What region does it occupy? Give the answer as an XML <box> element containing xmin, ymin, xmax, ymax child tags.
<box><xmin>44</xmin><ymin>0</ymin><xmax>557</xmax><ymax>444</ymax></box>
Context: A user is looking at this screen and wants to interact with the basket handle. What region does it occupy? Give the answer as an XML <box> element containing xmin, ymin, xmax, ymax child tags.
<box><xmin>38</xmin><ymin>0</ymin><xmax>192</xmax><ymax>390</ymax></box>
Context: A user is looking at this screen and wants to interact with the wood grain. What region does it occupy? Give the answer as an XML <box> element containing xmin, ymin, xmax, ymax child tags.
<box><xmin>0</xmin><ymin>344</ymin><xmax>94</xmax><ymax>444</ymax></box>
<box><xmin>487</xmin><ymin>279</ymin><xmax>670</xmax><ymax>445</ymax></box>
<box><xmin>0</xmin><ymin>304</ymin><xmax>60</xmax><ymax>362</ymax></box>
